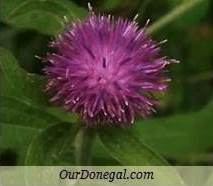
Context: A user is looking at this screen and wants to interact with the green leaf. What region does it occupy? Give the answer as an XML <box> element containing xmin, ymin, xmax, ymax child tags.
<box><xmin>98</xmin><ymin>127</ymin><xmax>168</xmax><ymax>166</ymax></box>
<box><xmin>25</xmin><ymin>123</ymin><xmax>77</xmax><ymax>165</ymax></box>
<box><xmin>98</xmin><ymin>128</ymin><xmax>189</xmax><ymax>185</ymax></box>
<box><xmin>0</xmin><ymin>123</ymin><xmax>38</xmax><ymax>165</ymax></box>
<box><xmin>0</xmin><ymin>47</ymin><xmax>78</xmax><ymax>122</ymax></box>
<box><xmin>0</xmin><ymin>96</ymin><xmax>61</xmax><ymax>129</ymax></box>
<box><xmin>0</xmin><ymin>48</ymin><xmax>78</xmax><ymax>165</ymax></box>
<box><xmin>0</xmin><ymin>0</ymin><xmax>87</xmax><ymax>35</ymax></box>
<box><xmin>98</xmin><ymin>128</ymin><xmax>187</xmax><ymax>185</ymax></box>
<box><xmin>131</xmin><ymin>102</ymin><xmax>213</xmax><ymax>160</ymax></box>
<box><xmin>0</xmin><ymin>47</ymin><xmax>48</xmax><ymax>105</ymax></box>
<box><xmin>0</xmin><ymin>122</ymin><xmax>116</xmax><ymax>165</ymax></box>
<box><xmin>91</xmin><ymin>136</ymin><xmax>120</xmax><ymax>165</ymax></box>
<box><xmin>46</xmin><ymin>107</ymin><xmax>77</xmax><ymax>123</ymax></box>
<box><xmin>0</xmin><ymin>96</ymin><xmax>62</xmax><ymax>164</ymax></box>
<box><xmin>0</xmin><ymin>96</ymin><xmax>78</xmax><ymax>165</ymax></box>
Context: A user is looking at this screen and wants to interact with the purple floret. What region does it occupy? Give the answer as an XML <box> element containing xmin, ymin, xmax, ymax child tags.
<box><xmin>44</xmin><ymin>13</ymin><xmax>173</xmax><ymax>126</ymax></box>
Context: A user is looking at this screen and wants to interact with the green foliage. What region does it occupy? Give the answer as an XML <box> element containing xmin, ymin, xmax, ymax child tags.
<box><xmin>98</xmin><ymin>100</ymin><xmax>213</xmax><ymax>164</ymax></box>
<box><xmin>0</xmin><ymin>48</ymin><xmax>77</xmax><ymax>164</ymax></box>
<box><xmin>0</xmin><ymin>124</ymin><xmax>38</xmax><ymax>164</ymax></box>
<box><xmin>0</xmin><ymin>47</ymin><xmax>48</xmax><ymax>104</ymax></box>
<box><xmin>98</xmin><ymin>127</ymin><xmax>186</xmax><ymax>185</ymax></box>
<box><xmin>25</xmin><ymin>123</ymin><xmax>77</xmax><ymax>165</ymax></box>
<box><xmin>0</xmin><ymin>96</ymin><xmax>57</xmax><ymax>164</ymax></box>
<box><xmin>132</xmin><ymin>102</ymin><xmax>213</xmax><ymax>160</ymax></box>
<box><xmin>0</xmin><ymin>96</ymin><xmax>60</xmax><ymax>129</ymax></box>
<box><xmin>99</xmin><ymin>127</ymin><xmax>168</xmax><ymax>165</ymax></box>
<box><xmin>0</xmin><ymin>0</ymin><xmax>87</xmax><ymax>35</ymax></box>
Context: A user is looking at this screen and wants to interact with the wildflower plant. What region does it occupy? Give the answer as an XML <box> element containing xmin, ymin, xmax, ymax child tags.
<box><xmin>44</xmin><ymin>7</ymin><xmax>176</xmax><ymax>127</ymax></box>
<box><xmin>0</xmin><ymin>0</ymin><xmax>212</xmax><ymax>170</ymax></box>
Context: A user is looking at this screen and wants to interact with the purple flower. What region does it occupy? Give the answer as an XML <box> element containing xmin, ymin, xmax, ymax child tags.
<box><xmin>44</xmin><ymin>12</ymin><xmax>175</xmax><ymax>126</ymax></box>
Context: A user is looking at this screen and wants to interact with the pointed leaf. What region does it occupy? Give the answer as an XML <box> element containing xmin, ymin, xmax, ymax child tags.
<box><xmin>0</xmin><ymin>47</ymin><xmax>48</xmax><ymax>105</ymax></box>
<box><xmin>99</xmin><ymin>127</ymin><xmax>168</xmax><ymax>166</ymax></box>
<box><xmin>131</xmin><ymin>102</ymin><xmax>213</xmax><ymax>160</ymax></box>
<box><xmin>25</xmin><ymin>123</ymin><xmax>77</xmax><ymax>165</ymax></box>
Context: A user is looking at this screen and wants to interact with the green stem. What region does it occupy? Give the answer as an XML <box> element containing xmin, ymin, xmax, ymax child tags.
<box><xmin>147</xmin><ymin>0</ymin><xmax>204</xmax><ymax>34</ymax></box>
<box><xmin>74</xmin><ymin>125</ymin><xmax>96</xmax><ymax>165</ymax></box>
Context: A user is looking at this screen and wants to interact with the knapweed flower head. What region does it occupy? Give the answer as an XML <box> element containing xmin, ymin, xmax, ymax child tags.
<box><xmin>44</xmin><ymin>8</ymin><xmax>176</xmax><ymax>126</ymax></box>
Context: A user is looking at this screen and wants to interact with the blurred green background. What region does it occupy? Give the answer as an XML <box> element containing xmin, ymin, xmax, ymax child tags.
<box><xmin>0</xmin><ymin>0</ymin><xmax>213</xmax><ymax>166</ymax></box>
